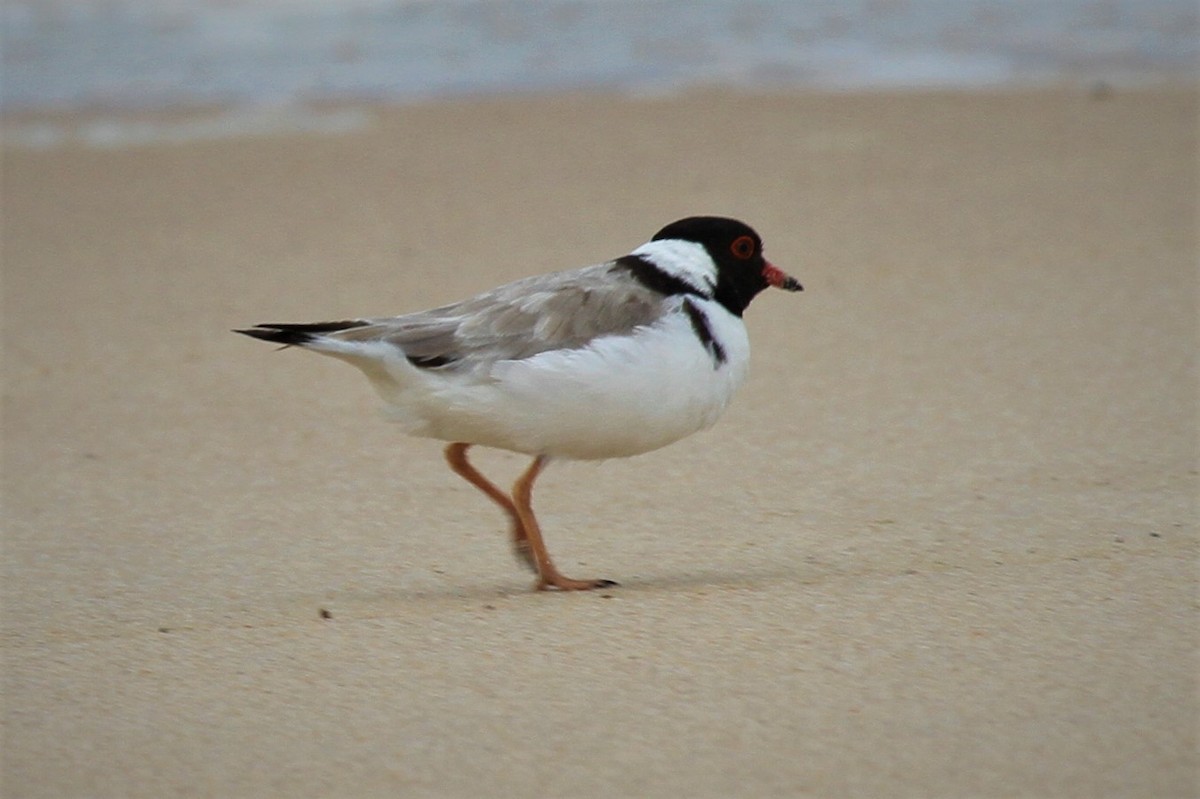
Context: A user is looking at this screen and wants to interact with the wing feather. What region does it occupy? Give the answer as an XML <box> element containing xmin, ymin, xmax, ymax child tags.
<box><xmin>319</xmin><ymin>262</ymin><xmax>668</xmax><ymax>370</ymax></box>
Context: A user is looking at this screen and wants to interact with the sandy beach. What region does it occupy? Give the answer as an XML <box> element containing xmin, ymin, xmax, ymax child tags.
<box><xmin>3</xmin><ymin>87</ymin><xmax>1197</xmax><ymax>797</ymax></box>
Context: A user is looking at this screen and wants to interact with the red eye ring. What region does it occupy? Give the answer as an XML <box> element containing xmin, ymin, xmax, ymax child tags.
<box><xmin>730</xmin><ymin>235</ymin><xmax>755</xmax><ymax>260</ymax></box>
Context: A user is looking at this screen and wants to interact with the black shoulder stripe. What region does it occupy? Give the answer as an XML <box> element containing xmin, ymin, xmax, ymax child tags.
<box><xmin>682</xmin><ymin>299</ymin><xmax>726</xmax><ymax>367</ymax></box>
<box><xmin>612</xmin><ymin>254</ymin><xmax>704</xmax><ymax>298</ymax></box>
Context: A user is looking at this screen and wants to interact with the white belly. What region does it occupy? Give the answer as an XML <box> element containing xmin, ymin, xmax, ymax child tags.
<box><xmin>392</xmin><ymin>302</ymin><xmax>751</xmax><ymax>460</ymax></box>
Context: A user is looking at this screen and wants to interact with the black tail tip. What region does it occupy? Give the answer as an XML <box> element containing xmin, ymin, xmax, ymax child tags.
<box><xmin>233</xmin><ymin>326</ymin><xmax>315</xmax><ymax>346</ymax></box>
<box><xmin>234</xmin><ymin>319</ymin><xmax>368</xmax><ymax>346</ymax></box>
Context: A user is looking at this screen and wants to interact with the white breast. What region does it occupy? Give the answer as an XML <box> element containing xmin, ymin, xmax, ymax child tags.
<box><xmin>396</xmin><ymin>298</ymin><xmax>751</xmax><ymax>460</ymax></box>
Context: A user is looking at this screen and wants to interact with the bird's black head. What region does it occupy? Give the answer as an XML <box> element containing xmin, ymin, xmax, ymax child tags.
<box><xmin>652</xmin><ymin>216</ymin><xmax>801</xmax><ymax>316</ymax></box>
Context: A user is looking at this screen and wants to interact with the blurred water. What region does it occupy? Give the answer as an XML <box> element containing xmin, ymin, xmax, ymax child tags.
<box><xmin>3</xmin><ymin>0</ymin><xmax>1196</xmax><ymax>112</ymax></box>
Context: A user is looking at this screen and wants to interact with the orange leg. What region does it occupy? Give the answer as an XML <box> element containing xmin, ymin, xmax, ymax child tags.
<box><xmin>510</xmin><ymin>454</ymin><xmax>617</xmax><ymax>591</ymax></box>
<box><xmin>444</xmin><ymin>443</ymin><xmax>535</xmax><ymax>572</ymax></box>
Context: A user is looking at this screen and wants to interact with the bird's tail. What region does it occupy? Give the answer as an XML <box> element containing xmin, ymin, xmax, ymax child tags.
<box><xmin>234</xmin><ymin>318</ymin><xmax>431</xmax><ymax>421</ymax></box>
<box><xmin>233</xmin><ymin>320</ymin><xmax>371</xmax><ymax>347</ymax></box>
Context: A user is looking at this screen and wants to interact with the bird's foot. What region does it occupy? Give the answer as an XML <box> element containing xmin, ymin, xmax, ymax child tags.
<box><xmin>535</xmin><ymin>575</ymin><xmax>619</xmax><ymax>591</ymax></box>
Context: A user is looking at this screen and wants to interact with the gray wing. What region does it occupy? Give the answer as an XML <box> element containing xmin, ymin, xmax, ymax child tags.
<box><xmin>328</xmin><ymin>262</ymin><xmax>669</xmax><ymax>369</ymax></box>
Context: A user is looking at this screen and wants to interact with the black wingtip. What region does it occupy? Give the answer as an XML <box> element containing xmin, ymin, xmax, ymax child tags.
<box><xmin>233</xmin><ymin>326</ymin><xmax>314</xmax><ymax>346</ymax></box>
<box><xmin>233</xmin><ymin>319</ymin><xmax>370</xmax><ymax>347</ymax></box>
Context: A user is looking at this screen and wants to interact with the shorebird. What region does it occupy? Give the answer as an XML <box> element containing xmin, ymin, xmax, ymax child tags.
<box><xmin>236</xmin><ymin>216</ymin><xmax>801</xmax><ymax>590</ymax></box>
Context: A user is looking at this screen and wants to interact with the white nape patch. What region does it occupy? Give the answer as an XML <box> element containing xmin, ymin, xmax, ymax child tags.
<box><xmin>630</xmin><ymin>239</ymin><xmax>716</xmax><ymax>296</ymax></box>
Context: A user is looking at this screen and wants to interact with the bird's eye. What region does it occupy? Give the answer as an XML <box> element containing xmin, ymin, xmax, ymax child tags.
<box><xmin>730</xmin><ymin>235</ymin><xmax>755</xmax><ymax>260</ymax></box>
